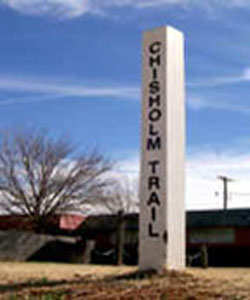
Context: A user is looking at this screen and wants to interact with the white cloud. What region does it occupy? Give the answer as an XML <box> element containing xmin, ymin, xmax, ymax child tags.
<box><xmin>0</xmin><ymin>0</ymin><xmax>90</xmax><ymax>19</ymax></box>
<box><xmin>133</xmin><ymin>0</ymin><xmax>250</xmax><ymax>9</ymax></box>
<box><xmin>2</xmin><ymin>71</ymin><xmax>250</xmax><ymax>111</ymax></box>
<box><xmin>1</xmin><ymin>0</ymin><xmax>250</xmax><ymax>19</ymax></box>
<box><xmin>187</xmin><ymin>150</ymin><xmax>250</xmax><ymax>210</ymax></box>
<box><xmin>188</xmin><ymin>67</ymin><xmax>250</xmax><ymax>88</ymax></box>
<box><xmin>186</xmin><ymin>67</ymin><xmax>250</xmax><ymax>113</ymax></box>
<box><xmin>0</xmin><ymin>75</ymin><xmax>139</xmax><ymax>106</ymax></box>
<box><xmin>105</xmin><ymin>155</ymin><xmax>139</xmax><ymax>187</ymax></box>
<box><xmin>100</xmin><ymin>0</ymin><xmax>189</xmax><ymax>9</ymax></box>
<box><xmin>187</xmin><ymin>95</ymin><xmax>250</xmax><ymax>113</ymax></box>
<box><xmin>114</xmin><ymin>149</ymin><xmax>250</xmax><ymax>211</ymax></box>
<box><xmin>187</xmin><ymin>97</ymin><xmax>209</xmax><ymax>110</ymax></box>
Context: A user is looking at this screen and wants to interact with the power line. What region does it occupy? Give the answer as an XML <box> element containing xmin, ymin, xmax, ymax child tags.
<box><xmin>231</xmin><ymin>192</ymin><xmax>250</xmax><ymax>197</ymax></box>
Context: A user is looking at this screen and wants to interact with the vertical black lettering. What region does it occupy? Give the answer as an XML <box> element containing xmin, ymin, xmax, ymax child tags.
<box><xmin>149</xmin><ymin>123</ymin><xmax>158</xmax><ymax>136</ymax></box>
<box><xmin>148</xmin><ymin>176</ymin><xmax>160</xmax><ymax>190</ymax></box>
<box><xmin>149</xmin><ymin>41</ymin><xmax>161</xmax><ymax>54</ymax></box>
<box><xmin>149</xmin><ymin>108</ymin><xmax>162</xmax><ymax>122</ymax></box>
<box><xmin>149</xmin><ymin>55</ymin><xmax>161</xmax><ymax>68</ymax></box>
<box><xmin>149</xmin><ymin>80</ymin><xmax>160</xmax><ymax>95</ymax></box>
<box><xmin>151</xmin><ymin>207</ymin><xmax>156</xmax><ymax>221</ymax></box>
<box><xmin>152</xmin><ymin>68</ymin><xmax>158</xmax><ymax>80</ymax></box>
<box><xmin>147</xmin><ymin>136</ymin><xmax>161</xmax><ymax>150</ymax></box>
<box><xmin>147</xmin><ymin>191</ymin><xmax>161</xmax><ymax>206</ymax></box>
<box><xmin>148</xmin><ymin>160</ymin><xmax>160</xmax><ymax>174</ymax></box>
<box><xmin>149</xmin><ymin>94</ymin><xmax>160</xmax><ymax>107</ymax></box>
<box><xmin>148</xmin><ymin>223</ymin><xmax>159</xmax><ymax>237</ymax></box>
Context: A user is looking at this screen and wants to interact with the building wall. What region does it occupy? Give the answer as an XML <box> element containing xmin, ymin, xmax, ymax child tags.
<box><xmin>187</xmin><ymin>226</ymin><xmax>250</xmax><ymax>266</ymax></box>
<box><xmin>187</xmin><ymin>226</ymin><xmax>250</xmax><ymax>247</ymax></box>
<box><xmin>0</xmin><ymin>230</ymin><xmax>84</xmax><ymax>263</ymax></box>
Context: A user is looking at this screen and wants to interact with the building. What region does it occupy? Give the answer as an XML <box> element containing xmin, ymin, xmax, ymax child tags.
<box><xmin>2</xmin><ymin>209</ymin><xmax>250</xmax><ymax>266</ymax></box>
<box><xmin>0</xmin><ymin>214</ymin><xmax>85</xmax><ymax>262</ymax></box>
<box><xmin>78</xmin><ymin>209</ymin><xmax>250</xmax><ymax>266</ymax></box>
<box><xmin>187</xmin><ymin>209</ymin><xmax>250</xmax><ymax>266</ymax></box>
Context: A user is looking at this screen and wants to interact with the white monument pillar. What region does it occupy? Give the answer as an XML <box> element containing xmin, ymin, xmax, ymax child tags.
<box><xmin>139</xmin><ymin>26</ymin><xmax>185</xmax><ymax>272</ymax></box>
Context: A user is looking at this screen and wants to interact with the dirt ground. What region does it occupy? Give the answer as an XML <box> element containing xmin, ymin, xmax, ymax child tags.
<box><xmin>1</xmin><ymin>263</ymin><xmax>250</xmax><ymax>299</ymax></box>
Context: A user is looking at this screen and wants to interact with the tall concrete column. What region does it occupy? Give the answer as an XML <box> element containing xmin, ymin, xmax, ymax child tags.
<box><xmin>139</xmin><ymin>26</ymin><xmax>185</xmax><ymax>272</ymax></box>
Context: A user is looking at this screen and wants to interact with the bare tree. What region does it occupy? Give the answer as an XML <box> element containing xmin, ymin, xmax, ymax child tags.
<box><xmin>102</xmin><ymin>178</ymin><xmax>139</xmax><ymax>265</ymax></box>
<box><xmin>102</xmin><ymin>178</ymin><xmax>139</xmax><ymax>215</ymax></box>
<box><xmin>0</xmin><ymin>129</ymin><xmax>112</xmax><ymax>232</ymax></box>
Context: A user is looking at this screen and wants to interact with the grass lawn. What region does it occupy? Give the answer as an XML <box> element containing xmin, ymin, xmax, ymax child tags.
<box><xmin>1</xmin><ymin>262</ymin><xmax>250</xmax><ymax>299</ymax></box>
<box><xmin>0</xmin><ymin>262</ymin><xmax>136</xmax><ymax>284</ymax></box>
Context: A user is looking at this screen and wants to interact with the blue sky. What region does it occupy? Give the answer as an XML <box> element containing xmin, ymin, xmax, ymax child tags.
<box><xmin>2</xmin><ymin>0</ymin><xmax>250</xmax><ymax>209</ymax></box>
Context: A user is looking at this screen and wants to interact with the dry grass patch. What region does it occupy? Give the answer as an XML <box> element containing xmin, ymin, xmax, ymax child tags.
<box><xmin>2</xmin><ymin>264</ymin><xmax>250</xmax><ymax>299</ymax></box>
<box><xmin>0</xmin><ymin>262</ymin><xmax>136</xmax><ymax>284</ymax></box>
<box><xmin>188</xmin><ymin>268</ymin><xmax>250</xmax><ymax>289</ymax></box>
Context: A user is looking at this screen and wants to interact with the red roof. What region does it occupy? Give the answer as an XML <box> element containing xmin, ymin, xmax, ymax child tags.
<box><xmin>0</xmin><ymin>214</ymin><xmax>86</xmax><ymax>231</ymax></box>
<box><xmin>59</xmin><ymin>214</ymin><xmax>86</xmax><ymax>230</ymax></box>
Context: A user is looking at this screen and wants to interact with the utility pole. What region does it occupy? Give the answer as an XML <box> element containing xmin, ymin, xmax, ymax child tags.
<box><xmin>217</xmin><ymin>176</ymin><xmax>234</xmax><ymax>210</ymax></box>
